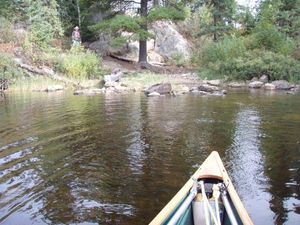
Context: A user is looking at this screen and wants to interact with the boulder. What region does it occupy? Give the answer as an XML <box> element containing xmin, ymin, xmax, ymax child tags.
<box><xmin>88</xmin><ymin>36</ymin><xmax>111</xmax><ymax>56</ymax></box>
<box><xmin>145</xmin><ymin>82</ymin><xmax>172</xmax><ymax>96</ymax></box>
<box><xmin>259</xmin><ymin>75</ymin><xmax>269</xmax><ymax>83</ymax></box>
<box><xmin>190</xmin><ymin>90</ymin><xmax>209</xmax><ymax>95</ymax></box>
<box><xmin>249</xmin><ymin>81</ymin><xmax>264</xmax><ymax>89</ymax></box>
<box><xmin>251</xmin><ymin>77</ymin><xmax>259</xmax><ymax>82</ymax></box>
<box><xmin>152</xmin><ymin>21</ymin><xmax>191</xmax><ymax>61</ymax></box>
<box><xmin>172</xmin><ymin>85</ymin><xmax>190</xmax><ymax>95</ymax></box>
<box><xmin>148</xmin><ymin>92</ymin><xmax>161</xmax><ymax>96</ymax></box>
<box><xmin>227</xmin><ymin>81</ymin><xmax>247</xmax><ymax>88</ymax></box>
<box><xmin>272</xmin><ymin>80</ymin><xmax>292</xmax><ymax>90</ymax></box>
<box><xmin>222</xmin><ymin>89</ymin><xmax>228</xmax><ymax>95</ymax></box>
<box><xmin>290</xmin><ymin>85</ymin><xmax>300</xmax><ymax>92</ymax></box>
<box><xmin>206</xmin><ymin>80</ymin><xmax>222</xmax><ymax>86</ymax></box>
<box><xmin>264</xmin><ymin>83</ymin><xmax>276</xmax><ymax>90</ymax></box>
<box><xmin>104</xmin><ymin>68</ymin><xmax>123</xmax><ymax>83</ymax></box>
<box><xmin>198</xmin><ymin>84</ymin><xmax>219</xmax><ymax>92</ymax></box>
<box><xmin>147</xmin><ymin>51</ymin><xmax>165</xmax><ymax>64</ymax></box>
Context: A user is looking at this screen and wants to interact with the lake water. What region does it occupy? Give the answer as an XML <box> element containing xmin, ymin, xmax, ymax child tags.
<box><xmin>0</xmin><ymin>90</ymin><xmax>299</xmax><ymax>224</ymax></box>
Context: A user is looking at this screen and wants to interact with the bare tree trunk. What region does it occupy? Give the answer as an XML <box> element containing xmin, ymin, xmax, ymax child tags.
<box><xmin>213</xmin><ymin>15</ymin><xmax>217</xmax><ymax>41</ymax></box>
<box><xmin>153</xmin><ymin>0</ymin><xmax>159</xmax><ymax>6</ymax></box>
<box><xmin>138</xmin><ymin>0</ymin><xmax>148</xmax><ymax>65</ymax></box>
<box><xmin>76</xmin><ymin>0</ymin><xmax>81</xmax><ymax>27</ymax></box>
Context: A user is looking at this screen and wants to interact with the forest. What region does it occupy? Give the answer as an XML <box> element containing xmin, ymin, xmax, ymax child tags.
<box><xmin>0</xmin><ymin>0</ymin><xmax>299</xmax><ymax>85</ymax></box>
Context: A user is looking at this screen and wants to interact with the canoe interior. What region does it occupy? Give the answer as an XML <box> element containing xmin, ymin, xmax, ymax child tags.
<box><xmin>150</xmin><ymin>152</ymin><xmax>253</xmax><ymax>225</ymax></box>
<box><xmin>161</xmin><ymin>179</ymin><xmax>243</xmax><ymax>225</ymax></box>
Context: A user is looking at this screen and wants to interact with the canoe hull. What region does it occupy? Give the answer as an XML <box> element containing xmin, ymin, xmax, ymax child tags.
<box><xmin>149</xmin><ymin>151</ymin><xmax>253</xmax><ymax>225</ymax></box>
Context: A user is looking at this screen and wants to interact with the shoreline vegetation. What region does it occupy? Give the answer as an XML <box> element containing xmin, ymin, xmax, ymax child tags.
<box><xmin>1</xmin><ymin>0</ymin><xmax>299</xmax><ymax>96</ymax></box>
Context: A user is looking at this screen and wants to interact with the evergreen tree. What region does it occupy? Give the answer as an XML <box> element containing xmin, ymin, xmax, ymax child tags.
<box><xmin>90</xmin><ymin>0</ymin><xmax>190</xmax><ymax>65</ymax></box>
<box><xmin>197</xmin><ymin>0</ymin><xmax>236</xmax><ymax>41</ymax></box>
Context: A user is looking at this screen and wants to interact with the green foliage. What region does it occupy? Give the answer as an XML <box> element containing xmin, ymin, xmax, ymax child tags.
<box><xmin>202</xmin><ymin>37</ymin><xmax>247</xmax><ymax>63</ymax></box>
<box><xmin>251</xmin><ymin>23</ymin><xmax>295</xmax><ymax>55</ymax></box>
<box><xmin>148</xmin><ymin>6</ymin><xmax>187</xmax><ymax>22</ymax></box>
<box><xmin>26</xmin><ymin>0</ymin><xmax>63</xmax><ymax>47</ymax></box>
<box><xmin>236</xmin><ymin>6</ymin><xmax>256</xmax><ymax>35</ymax></box>
<box><xmin>0</xmin><ymin>54</ymin><xmax>24</xmax><ymax>79</ymax></box>
<box><xmin>198</xmin><ymin>36</ymin><xmax>300</xmax><ymax>82</ymax></box>
<box><xmin>51</xmin><ymin>47</ymin><xmax>102</xmax><ymax>79</ymax></box>
<box><xmin>199</xmin><ymin>48</ymin><xmax>300</xmax><ymax>82</ymax></box>
<box><xmin>0</xmin><ymin>17</ymin><xmax>15</xmax><ymax>43</ymax></box>
<box><xmin>171</xmin><ymin>52</ymin><xmax>186</xmax><ymax>66</ymax></box>
<box><xmin>91</xmin><ymin>15</ymin><xmax>140</xmax><ymax>34</ymax></box>
<box><xmin>197</xmin><ymin>0</ymin><xmax>237</xmax><ymax>40</ymax></box>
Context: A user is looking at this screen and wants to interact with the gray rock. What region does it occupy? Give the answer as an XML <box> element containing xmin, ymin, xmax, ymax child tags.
<box><xmin>272</xmin><ymin>80</ymin><xmax>292</xmax><ymax>90</ymax></box>
<box><xmin>145</xmin><ymin>82</ymin><xmax>172</xmax><ymax>96</ymax></box>
<box><xmin>152</xmin><ymin>21</ymin><xmax>191</xmax><ymax>61</ymax></box>
<box><xmin>249</xmin><ymin>81</ymin><xmax>264</xmax><ymax>89</ymax></box>
<box><xmin>148</xmin><ymin>92</ymin><xmax>161</xmax><ymax>96</ymax></box>
<box><xmin>190</xmin><ymin>90</ymin><xmax>209</xmax><ymax>95</ymax></box>
<box><xmin>227</xmin><ymin>81</ymin><xmax>247</xmax><ymax>88</ymax></box>
<box><xmin>259</xmin><ymin>75</ymin><xmax>269</xmax><ymax>83</ymax></box>
<box><xmin>251</xmin><ymin>77</ymin><xmax>259</xmax><ymax>82</ymax></box>
<box><xmin>206</xmin><ymin>80</ymin><xmax>222</xmax><ymax>86</ymax></box>
<box><xmin>290</xmin><ymin>85</ymin><xmax>300</xmax><ymax>92</ymax></box>
<box><xmin>198</xmin><ymin>84</ymin><xmax>219</xmax><ymax>92</ymax></box>
<box><xmin>172</xmin><ymin>85</ymin><xmax>190</xmax><ymax>95</ymax></box>
<box><xmin>264</xmin><ymin>83</ymin><xmax>276</xmax><ymax>90</ymax></box>
<box><xmin>104</xmin><ymin>68</ymin><xmax>123</xmax><ymax>83</ymax></box>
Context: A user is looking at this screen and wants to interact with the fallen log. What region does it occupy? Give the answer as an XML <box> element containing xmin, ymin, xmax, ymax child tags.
<box><xmin>17</xmin><ymin>63</ymin><xmax>80</xmax><ymax>87</ymax></box>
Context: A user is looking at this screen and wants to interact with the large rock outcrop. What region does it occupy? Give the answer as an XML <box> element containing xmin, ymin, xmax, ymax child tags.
<box><xmin>89</xmin><ymin>21</ymin><xmax>192</xmax><ymax>63</ymax></box>
<box><xmin>151</xmin><ymin>21</ymin><xmax>191</xmax><ymax>61</ymax></box>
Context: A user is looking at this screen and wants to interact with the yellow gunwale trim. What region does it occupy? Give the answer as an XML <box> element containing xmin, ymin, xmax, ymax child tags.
<box><xmin>149</xmin><ymin>151</ymin><xmax>253</xmax><ymax>225</ymax></box>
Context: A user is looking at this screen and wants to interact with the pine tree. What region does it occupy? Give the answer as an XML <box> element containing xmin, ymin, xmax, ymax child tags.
<box><xmin>90</xmin><ymin>0</ymin><xmax>190</xmax><ymax>66</ymax></box>
<box><xmin>197</xmin><ymin>0</ymin><xmax>236</xmax><ymax>41</ymax></box>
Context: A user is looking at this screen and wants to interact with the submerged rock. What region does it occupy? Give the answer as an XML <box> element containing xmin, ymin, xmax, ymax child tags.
<box><xmin>145</xmin><ymin>82</ymin><xmax>172</xmax><ymax>96</ymax></box>
<box><xmin>74</xmin><ymin>88</ymin><xmax>105</xmax><ymax>95</ymax></box>
<box><xmin>34</xmin><ymin>85</ymin><xmax>64</xmax><ymax>92</ymax></box>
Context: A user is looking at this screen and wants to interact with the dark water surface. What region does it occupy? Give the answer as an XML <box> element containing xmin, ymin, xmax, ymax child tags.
<box><xmin>0</xmin><ymin>90</ymin><xmax>299</xmax><ymax>225</ymax></box>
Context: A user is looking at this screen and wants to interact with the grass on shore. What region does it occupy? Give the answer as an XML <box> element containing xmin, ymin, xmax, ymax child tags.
<box><xmin>10</xmin><ymin>77</ymin><xmax>65</xmax><ymax>91</ymax></box>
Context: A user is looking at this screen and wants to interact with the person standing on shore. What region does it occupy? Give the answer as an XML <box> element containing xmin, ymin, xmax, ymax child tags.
<box><xmin>72</xmin><ymin>26</ymin><xmax>81</xmax><ymax>47</ymax></box>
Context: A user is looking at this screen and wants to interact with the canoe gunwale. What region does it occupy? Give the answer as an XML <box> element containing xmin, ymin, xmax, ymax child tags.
<box><xmin>149</xmin><ymin>151</ymin><xmax>253</xmax><ymax>225</ymax></box>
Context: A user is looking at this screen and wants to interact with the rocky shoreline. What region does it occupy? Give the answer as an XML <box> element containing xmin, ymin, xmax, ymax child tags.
<box><xmin>7</xmin><ymin>69</ymin><xmax>299</xmax><ymax>96</ymax></box>
<box><xmin>72</xmin><ymin>73</ymin><xmax>300</xmax><ymax>97</ymax></box>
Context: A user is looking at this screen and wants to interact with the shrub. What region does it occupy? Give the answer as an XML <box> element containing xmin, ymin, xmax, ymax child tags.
<box><xmin>0</xmin><ymin>54</ymin><xmax>24</xmax><ymax>79</ymax></box>
<box><xmin>201</xmin><ymin>37</ymin><xmax>247</xmax><ymax>64</ymax></box>
<box><xmin>251</xmin><ymin>23</ymin><xmax>295</xmax><ymax>55</ymax></box>
<box><xmin>0</xmin><ymin>17</ymin><xmax>15</xmax><ymax>43</ymax></box>
<box><xmin>171</xmin><ymin>52</ymin><xmax>186</xmax><ymax>67</ymax></box>
<box><xmin>55</xmin><ymin>48</ymin><xmax>102</xmax><ymax>79</ymax></box>
<box><xmin>199</xmin><ymin>50</ymin><xmax>300</xmax><ymax>82</ymax></box>
<box><xmin>26</xmin><ymin>0</ymin><xmax>63</xmax><ymax>48</ymax></box>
